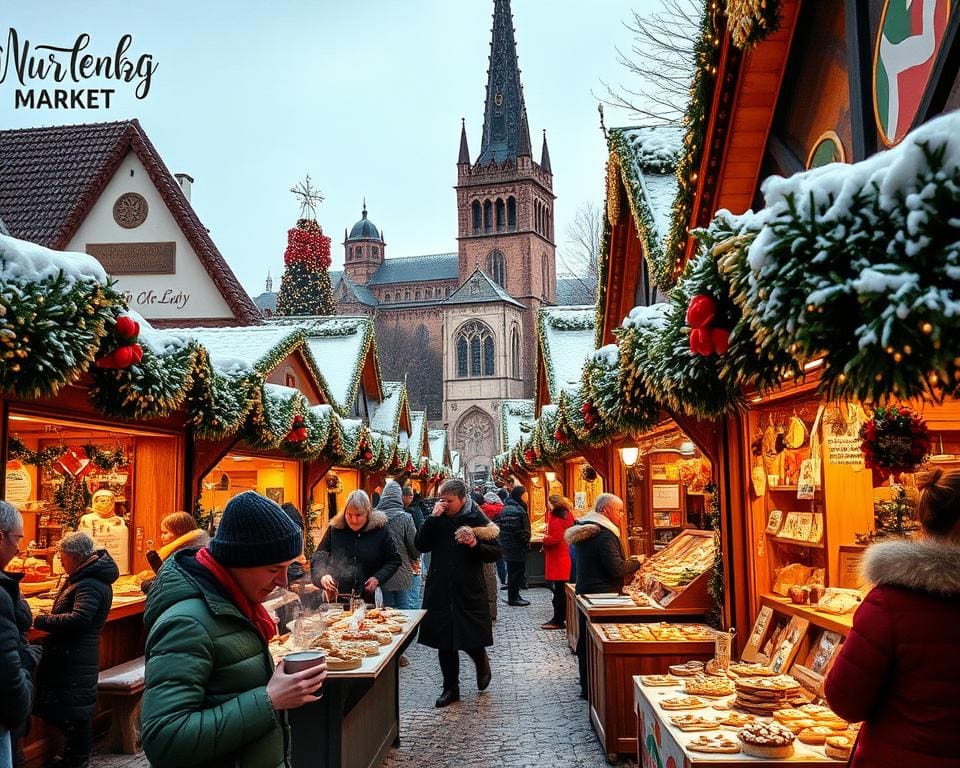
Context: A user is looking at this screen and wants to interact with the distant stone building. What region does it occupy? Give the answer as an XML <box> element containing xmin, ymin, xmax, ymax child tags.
<box><xmin>254</xmin><ymin>0</ymin><xmax>596</xmax><ymax>485</ymax></box>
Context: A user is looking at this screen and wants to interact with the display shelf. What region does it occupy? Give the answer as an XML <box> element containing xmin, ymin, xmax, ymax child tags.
<box><xmin>769</xmin><ymin>535</ymin><xmax>825</xmax><ymax>549</ymax></box>
<box><xmin>768</xmin><ymin>485</ymin><xmax>800</xmax><ymax>491</ymax></box>
<box><xmin>760</xmin><ymin>593</ymin><xmax>854</xmax><ymax>635</ymax></box>
<box><xmin>627</xmin><ymin>529</ymin><xmax>717</xmax><ymax>612</ymax></box>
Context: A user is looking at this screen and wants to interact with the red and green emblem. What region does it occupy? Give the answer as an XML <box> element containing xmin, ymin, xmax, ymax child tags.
<box><xmin>873</xmin><ymin>0</ymin><xmax>952</xmax><ymax>146</ymax></box>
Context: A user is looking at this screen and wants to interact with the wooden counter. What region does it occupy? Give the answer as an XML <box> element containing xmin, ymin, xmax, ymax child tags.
<box><xmin>565</xmin><ymin>583</ymin><xmax>578</xmax><ymax>651</ymax></box>
<box><xmin>577</xmin><ymin>593</ymin><xmax>711</xmax><ymax>622</ymax></box>
<box><xmin>288</xmin><ymin>609</ymin><xmax>425</xmax><ymax>768</ymax></box>
<box><xmin>634</xmin><ymin>676</ymin><xmax>846</xmax><ymax>766</ymax></box>
<box><xmin>24</xmin><ymin>596</ymin><xmax>147</xmax><ymax>767</ymax></box>
<box><xmin>587</xmin><ymin>621</ymin><xmax>714</xmax><ymax>761</ymax></box>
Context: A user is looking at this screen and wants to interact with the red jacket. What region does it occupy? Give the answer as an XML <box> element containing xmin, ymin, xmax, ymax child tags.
<box><xmin>480</xmin><ymin>501</ymin><xmax>503</xmax><ymax>522</ymax></box>
<box><xmin>542</xmin><ymin>511</ymin><xmax>574</xmax><ymax>582</ymax></box>
<box><xmin>824</xmin><ymin>538</ymin><xmax>960</xmax><ymax>768</ymax></box>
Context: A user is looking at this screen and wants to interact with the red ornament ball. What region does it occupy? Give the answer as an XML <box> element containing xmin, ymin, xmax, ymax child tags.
<box><xmin>112</xmin><ymin>345</ymin><xmax>136</xmax><ymax>369</ymax></box>
<box><xmin>685</xmin><ymin>294</ymin><xmax>717</xmax><ymax>329</ymax></box>
<box><xmin>710</xmin><ymin>327</ymin><xmax>730</xmax><ymax>356</ymax></box>
<box><xmin>689</xmin><ymin>327</ymin><xmax>715</xmax><ymax>356</ymax></box>
<box><xmin>115</xmin><ymin>315</ymin><xmax>140</xmax><ymax>341</ymax></box>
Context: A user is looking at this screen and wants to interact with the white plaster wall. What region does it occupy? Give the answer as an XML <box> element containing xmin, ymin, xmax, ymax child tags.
<box><xmin>66</xmin><ymin>150</ymin><xmax>234</xmax><ymax>321</ymax></box>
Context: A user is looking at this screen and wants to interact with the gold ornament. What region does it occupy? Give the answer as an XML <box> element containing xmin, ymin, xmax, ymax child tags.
<box><xmin>922</xmin><ymin>322</ymin><xmax>933</xmax><ymax>334</ymax></box>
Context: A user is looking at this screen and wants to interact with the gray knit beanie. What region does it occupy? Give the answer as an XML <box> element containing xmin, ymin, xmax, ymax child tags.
<box><xmin>209</xmin><ymin>491</ymin><xmax>303</xmax><ymax>567</ymax></box>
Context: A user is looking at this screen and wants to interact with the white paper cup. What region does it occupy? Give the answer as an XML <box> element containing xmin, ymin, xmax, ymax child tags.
<box><xmin>284</xmin><ymin>650</ymin><xmax>326</xmax><ymax>674</ymax></box>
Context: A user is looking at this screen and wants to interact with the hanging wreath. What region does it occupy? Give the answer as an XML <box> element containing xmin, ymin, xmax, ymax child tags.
<box><xmin>580</xmin><ymin>464</ymin><xmax>598</xmax><ymax>482</ymax></box>
<box><xmin>325</xmin><ymin>472</ymin><xmax>343</xmax><ymax>493</ymax></box>
<box><xmin>285</xmin><ymin>415</ymin><xmax>308</xmax><ymax>443</ymax></box>
<box><xmin>859</xmin><ymin>405</ymin><xmax>931</xmax><ymax>475</ymax></box>
<box><xmin>8</xmin><ymin>435</ymin><xmax>127</xmax><ymax>471</ymax></box>
<box><xmin>95</xmin><ymin>314</ymin><xmax>143</xmax><ymax>370</ymax></box>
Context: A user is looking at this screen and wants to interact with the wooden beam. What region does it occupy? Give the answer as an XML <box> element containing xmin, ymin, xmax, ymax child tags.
<box><xmin>304</xmin><ymin>458</ymin><xmax>336</xmax><ymax>504</ymax></box>
<box><xmin>187</xmin><ymin>433</ymin><xmax>239</xmax><ymax>510</ymax></box>
<box><xmin>663</xmin><ymin>409</ymin><xmax>723</xmax><ymax>467</ymax></box>
<box><xmin>845</xmin><ymin>0</ymin><xmax>876</xmax><ymax>160</ymax></box>
<box><xmin>577</xmin><ymin>445</ymin><xmax>611</xmax><ymax>482</ymax></box>
<box><xmin>0</xmin><ymin>398</ymin><xmax>8</xmax><ymax>498</ymax></box>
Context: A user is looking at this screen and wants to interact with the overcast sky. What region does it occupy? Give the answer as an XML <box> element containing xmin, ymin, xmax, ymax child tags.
<box><xmin>2</xmin><ymin>1</ymin><xmax>658</xmax><ymax>296</ymax></box>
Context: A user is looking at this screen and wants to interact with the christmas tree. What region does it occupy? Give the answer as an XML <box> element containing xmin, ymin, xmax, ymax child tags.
<box><xmin>276</xmin><ymin>175</ymin><xmax>336</xmax><ymax>316</ymax></box>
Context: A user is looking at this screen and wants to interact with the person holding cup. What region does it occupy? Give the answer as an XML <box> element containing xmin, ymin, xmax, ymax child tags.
<box><xmin>141</xmin><ymin>491</ymin><xmax>327</xmax><ymax>768</ymax></box>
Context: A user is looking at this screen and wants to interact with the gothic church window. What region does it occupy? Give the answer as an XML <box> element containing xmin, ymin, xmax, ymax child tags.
<box><xmin>541</xmin><ymin>253</ymin><xmax>549</xmax><ymax>297</ymax></box>
<box><xmin>483</xmin><ymin>200</ymin><xmax>493</xmax><ymax>232</ymax></box>
<box><xmin>415</xmin><ymin>289</ymin><xmax>421</xmax><ymax>301</ymax></box>
<box><xmin>456</xmin><ymin>321</ymin><xmax>495</xmax><ymax>378</ymax></box>
<box><xmin>507</xmin><ymin>196</ymin><xmax>516</xmax><ymax>230</ymax></box>
<box><xmin>404</xmin><ymin>289</ymin><xmax>411</xmax><ymax>301</ymax></box>
<box><xmin>384</xmin><ymin>292</ymin><xmax>391</xmax><ymax>302</ymax></box>
<box><xmin>511</xmin><ymin>326</ymin><xmax>521</xmax><ymax>378</ymax></box>
<box><xmin>373</xmin><ymin>246</ymin><xmax>379</xmax><ymax>256</ymax></box>
<box><xmin>495</xmin><ymin>199</ymin><xmax>505</xmax><ymax>231</ymax></box>
<box><xmin>472</xmin><ymin>200</ymin><xmax>482</xmax><ymax>233</ymax></box>
<box><xmin>487</xmin><ymin>250</ymin><xmax>506</xmax><ymax>288</ymax></box>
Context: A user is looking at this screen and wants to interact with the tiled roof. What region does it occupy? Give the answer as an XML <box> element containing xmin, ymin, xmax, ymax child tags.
<box><xmin>368</xmin><ymin>253</ymin><xmax>459</xmax><ymax>285</ymax></box>
<box><xmin>254</xmin><ymin>291</ymin><xmax>277</xmax><ymax>314</ymax></box>
<box><xmin>444</xmin><ymin>267</ymin><xmax>524</xmax><ymax>308</ymax></box>
<box><xmin>338</xmin><ymin>273</ymin><xmax>378</xmax><ymax>306</ymax></box>
<box><xmin>556</xmin><ymin>277</ymin><xmax>597</xmax><ymax>306</ymax></box>
<box><xmin>0</xmin><ymin>120</ymin><xmax>260</xmax><ymax>325</ymax></box>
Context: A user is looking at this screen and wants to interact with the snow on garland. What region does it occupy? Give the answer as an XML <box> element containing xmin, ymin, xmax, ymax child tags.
<box><xmin>725</xmin><ymin>0</ymin><xmax>781</xmax><ymax>49</ymax></box>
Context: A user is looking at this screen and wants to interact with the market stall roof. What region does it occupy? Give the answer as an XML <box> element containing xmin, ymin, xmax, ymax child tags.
<box><xmin>369</xmin><ymin>381</ymin><xmax>408</xmax><ymax>437</ymax></box>
<box><xmin>499</xmin><ymin>399</ymin><xmax>535</xmax><ymax>451</ymax></box>
<box><xmin>408</xmin><ymin>411</ymin><xmax>427</xmax><ymax>460</ymax></box>
<box><xmin>450</xmin><ymin>450</ymin><xmax>462</xmax><ymax>478</ymax></box>
<box><xmin>427</xmin><ymin>429</ymin><xmax>451</xmax><ymax>468</ymax></box>
<box><xmin>536</xmin><ymin>305</ymin><xmax>597</xmax><ymax>410</ymax></box>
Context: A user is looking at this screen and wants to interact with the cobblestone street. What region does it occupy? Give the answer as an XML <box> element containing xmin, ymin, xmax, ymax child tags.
<box><xmin>94</xmin><ymin>588</ymin><xmax>634</xmax><ymax>768</ymax></box>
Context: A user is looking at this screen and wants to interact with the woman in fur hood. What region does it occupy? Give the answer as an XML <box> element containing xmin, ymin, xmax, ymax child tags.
<box><xmin>824</xmin><ymin>468</ymin><xmax>960</xmax><ymax>768</ymax></box>
<box><xmin>311</xmin><ymin>490</ymin><xmax>401</xmax><ymax>603</ymax></box>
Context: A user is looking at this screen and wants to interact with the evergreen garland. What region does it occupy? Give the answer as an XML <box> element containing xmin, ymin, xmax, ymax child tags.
<box><xmin>726</xmin><ymin>0</ymin><xmax>781</xmax><ymax>49</ymax></box>
<box><xmin>8</xmin><ymin>435</ymin><xmax>127</xmax><ymax>471</ymax></box>
<box><xmin>704</xmin><ymin>483</ymin><xmax>724</xmax><ymax>628</ymax></box>
<box><xmin>276</xmin><ymin>219</ymin><xmax>335</xmax><ymax>316</ymax></box>
<box><xmin>53</xmin><ymin>474</ymin><xmax>90</xmax><ymax>532</ymax></box>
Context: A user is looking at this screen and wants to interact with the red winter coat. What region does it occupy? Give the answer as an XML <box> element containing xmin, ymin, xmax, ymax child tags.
<box><xmin>480</xmin><ymin>501</ymin><xmax>503</xmax><ymax>522</ymax></box>
<box><xmin>542</xmin><ymin>510</ymin><xmax>574</xmax><ymax>582</ymax></box>
<box><xmin>824</xmin><ymin>538</ymin><xmax>960</xmax><ymax>768</ymax></box>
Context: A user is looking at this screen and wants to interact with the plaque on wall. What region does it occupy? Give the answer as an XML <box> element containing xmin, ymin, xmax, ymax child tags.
<box><xmin>86</xmin><ymin>242</ymin><xmax>176</xmax><ymax>274</ymax></box>
<box><xmin>113</xmin><ymin>192</ymin><xmax>149</xmax><ymax>228</ymax></box>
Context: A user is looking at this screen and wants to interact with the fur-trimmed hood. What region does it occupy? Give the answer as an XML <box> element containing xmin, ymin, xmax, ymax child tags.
<box><xmin>157</xmin><ymin>528</ymin><xmax>210</xmax><ymax>562</ymax></box>
<box><xmin>470</xmin><ymin>522</ymin><xmax>501</xmax><ymax>541</ymax></box>
<box><xmin>565</xmin><ymin>512</ymin><xmax>620</xmax><ymax>545</ymax></box>
<box><xmin>864</xmin><ymin>538</ymin><xmax>960</xmax><ymax>598</ymax></box>
<box><xmin>329</xmin><ymin>508</ymin><xmax>388</xmax><ymax>532</ymax></box>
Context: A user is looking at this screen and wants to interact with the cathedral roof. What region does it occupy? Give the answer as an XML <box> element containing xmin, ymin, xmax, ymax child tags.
<box><xmin>346</xmin><ymin>203</ymin><xmax>382</xmax><ymax>242</ymax></box>
<box><xmin>556</xmin><ymin>276</ymin><xmax>597</xmax><ymax>306</ymax></box>
<box><xmin>336</xmin><ymin>272</ymin><xmax>378</xmax><ymax>306</ymax></box>
<box><xmin>367</xmin><ymin>253</ymin><xmax>459</xmax><ymax>285</ymax></box>
<box><xmin>443</xmin><ymin>267</ymin><xmax>524</xmax><ymax>308</ymax></box>
<box><xmin>253</xmin><ymin>291</ymin><xmax>277</xmax><ymax>314</ymax></box>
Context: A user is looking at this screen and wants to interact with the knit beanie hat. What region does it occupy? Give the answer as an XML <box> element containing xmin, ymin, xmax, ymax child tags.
<box><xmin>483</xmin><ymin>492</ymin><xmax>500</xmax><ymax>505</ymax></box>
<box><xmin>209</xmin><ymin>491</ymin><xmax>303</xmax><ymax>567</ymax></box>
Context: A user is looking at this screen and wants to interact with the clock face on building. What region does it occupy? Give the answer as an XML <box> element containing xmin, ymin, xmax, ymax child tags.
<box><xmin>494</xmin><ymin>92</ymin><xmax>503</xmax><ymax>107</ymax></box>
<box><xmin>873</xmin><ymin>0</ymin><xmax>952</xmax><ymax>146</ymax></box>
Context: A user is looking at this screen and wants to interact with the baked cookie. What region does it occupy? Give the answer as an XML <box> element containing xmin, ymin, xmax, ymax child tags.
<box><xmin>660</xmin><ymin>696</ymin><xmax>709</xmax><ymax>710</ymax></box>
<box><xmin>669</xmin><ymin>715</ymin><xmax>721</xmax><ymax>732</ymax></box>
<box><xmin>737</xmin><ymin>722</ymin><xmax>796</xmax><ymax>759</ymax></box>
<box><xmin>684</xmin><ymin>675</ymin><xmax>736</xmax><ymax>697</ymax></box>
<box><xmin>669</xmin><ymin>660</ymin><xmax>705</xmax><ymax>677</ymax></box>
<box><xmin>824</xmin><ymin>734</ymin><xmax>855</xmax><ymax>761</ymax></box>
<box><xmin>686</xmin><ymin>734</ymin><xmax>740</xmax><ymax>754</ymax></box>
<box><xmin>640</xmin><ymin>674</ymin><xmax>680</xmax><ymax>687</ymax></box>
<box><xmin>796</xmin><ymin>725</ymin><xmax>835</xmax><ymax>745</ymax></box>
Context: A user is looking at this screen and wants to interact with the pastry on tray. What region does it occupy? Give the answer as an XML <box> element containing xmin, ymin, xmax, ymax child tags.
<box><xmin>660</xmin><ymin>696</ymin><xmax>709</xmax><ymax>710</ymax></box>
<box><xmin>684</xmin><ymin>675</ymin><xmax>736</xmax><ymax>697</ymax></box>
<box><xmin>686</xmin><ymin>734</ymin><xmax>740</xmax><ymax>754</ymax></box>
<box><xmin>668</xmin><ymin>660</ymin><xmax>705</xmax><ymax>677</ymax></box>
<box><xmin>796</xmin><ymin>725</ymin><xmax>836</xmax><ymax>745</ymax></box>
<box><xmin>728</xmin><ymin>662</ymin><xmax>775</xmax><ymax>677</ymax></box>
<box><xmin>717</xmin><ymin>712</ymin><xmax>756</xmax><ymax>728</ymax></box>
<box><xmin>734</xmin><ymin>674</ymin><xmax>801</xmax><ymax>692</ymax></box>
<box><xmin>824</xmin><ymin>734</ymin><xmax>855</xmax><ymax>761</ymax></box>
<box><xmin>640</xmin><ymin>674</ymin><xmax>679</xmax><ymax>687</ymax></box>
<box><xmin>669</xmin><ymin>714</ymin><xmax>722</xmax><ymax>731</ymax></box>
<box><xmin>737</xmin><ymin>721</ymin><xmax>796</xmax><ymax>759</ymax></box>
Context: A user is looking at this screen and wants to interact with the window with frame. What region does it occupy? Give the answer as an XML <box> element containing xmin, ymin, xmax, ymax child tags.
<box><xmin>487</xmin><ymin>250</ymin><xmax>506</xmax><ymax>288</ymax></box>
<box><xmin>507</xmin><ymin>196</ymin><xmax>517</xmax><ymax>229</ymax></box>
<box><xmin>511</xmin><ymin>326</ymin><xmax>521</xmax><ymax>378</ymax></box>
<box><xmin>455</xmin><ymin>321</ymin><xmax>495</xmax><ymax>378</ymax></box>
<box><xmin>472</xmin><ymin>200</ymin><xmax>482</xmax><ymax>233</ymax></box>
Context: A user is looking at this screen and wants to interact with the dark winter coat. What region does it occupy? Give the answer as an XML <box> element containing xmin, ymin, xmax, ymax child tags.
<box><xmin>564</xmin><ymin>513</ymin><xmax>638</xmax><ymax>595</ymax></box>
<box><xmin>497</xmin><ymin>498</ymin><xmax>530</xmax><ymax>563</ymax></box>
<box><xmin>311</xmin><ymin>509</ymin><xmax>401</xmax><ymax>598</ymax></box>
<box><xmin>34</xmin><ymin>549</ymin><xmax>119</xmax><ymax>721</ymax></box>
<box><xmin>404</xmin><ymin>498</ymin><xmax>425</xmax><ymax>531</ymax></box>
<box><xmin>824</xmin><ymin>538</ymin><xmax>960</xmax><ymax>768</ymax></box>
<box><xmin>543</xmin><ymin>510</ymin><xmax>574</xmax><ymax>582</ymax></box>
<box><xmin>142</xmin><ymin>528</ymin><xmax>210</xmax><ymax>594</ymax></box>
<box><xmin>480</xmin><ymin>501</ymin><xmax>503</xmax><ymax>521</ymax></box>
<box><xmin>416</xmin><ymin>499</ymin><xmax>501</xmax><ymax>650</ymax></box>
<box><xmin>377</xmin><ymin>483</ymin><xmax>419</xmax><ymax>592</ymax></box>
<box><xmin>0</xmin><ymin>570</ymin><xmax>34</xmax><ymax>730</ymax></box>
<box><xmin>141</xmin><ymin>550</ymin><xmax>287</xmax><ymax>768</ymax></box>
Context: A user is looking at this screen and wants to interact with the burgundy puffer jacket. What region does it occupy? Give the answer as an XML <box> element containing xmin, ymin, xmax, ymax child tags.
<box><xmin>824</xmin><ymin>538</ymin><xmax>960</xmax><ymax>768</ymax></box>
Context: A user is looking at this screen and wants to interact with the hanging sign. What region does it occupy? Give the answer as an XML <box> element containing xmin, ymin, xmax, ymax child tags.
<box><xmin>873</xmin><ymin>0</ymin><xmax>952</xmax><ymax>146</ymax></box>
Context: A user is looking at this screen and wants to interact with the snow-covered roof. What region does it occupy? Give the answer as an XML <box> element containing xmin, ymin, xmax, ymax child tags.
<box><xmin>179</xmin><ymin>325</ymin><xmax>304</xmax><ymax>376</ymax></box>
<box><xmin>408</xmin><ymin>411</ymin><xmax>427</xmax><ymax>459</ymax></box>
<box><xmin>369</xmin><ymin>381</ymin><xmax>404</xmax><ymax>434</ymax></box>
<box><xmin>499</xmin><ymin>399</ymin><xmax>534</xmax><ymax>450</ymax></box>
<box><xmin>537</xmin><ymin>306</ymin><xmax>596</xmax><ymax>402</ymax></box>
<box><xmin>450</xmin><ymin>450</ymin><xmax>462</xmax><ymax>477</ymax></box>
<box><xmin>0</xmin><ymin>231</ymin><xmax>107</xmax><ymax>286</ymax></box>
<box><xmin>428</xmin><ymin>429</ymin><xmax>449</xmax><ymax>465</ymax></box>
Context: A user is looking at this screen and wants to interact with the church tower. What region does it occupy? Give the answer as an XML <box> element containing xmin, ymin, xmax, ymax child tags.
<box><xmin>342</xmin><ymin>201</ymin><xmax>385</xmax><ymax>286</ymax></box>
<box><xmin>455</xmin><ymin>0</ymin><xmax>556</xmax><ymax>392</ymax></box>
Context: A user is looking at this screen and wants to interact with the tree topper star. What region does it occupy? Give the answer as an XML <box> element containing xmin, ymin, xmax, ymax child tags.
<box><xmin>290</xmin><ymin>174</ymin><xmax>325</xmax><ymax>220</ymax></box>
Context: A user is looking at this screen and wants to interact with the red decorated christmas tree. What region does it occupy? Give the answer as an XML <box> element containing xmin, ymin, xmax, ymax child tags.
<box><xmin>277</xmin><ymin>175</ymin><xmax>336</xmax><ymax>316</ymax></box>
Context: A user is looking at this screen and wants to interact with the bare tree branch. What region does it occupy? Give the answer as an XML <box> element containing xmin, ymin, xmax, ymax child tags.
<box><xmin>557</xmin><ymin>200</ymin><xmax>601</xmax><ymax>303</ymax></box>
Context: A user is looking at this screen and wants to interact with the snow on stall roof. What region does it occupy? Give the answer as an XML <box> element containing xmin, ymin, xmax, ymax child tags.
<box><xmin>500</xmin><ymin>399</ymin><xmax>534</xmax><ymax>447</ymax></box>
<box><xmin>428</xmin><ymin>429</ymin><xmax>447</xmax><ymax>462</ymax></box>
<box><xmin>742</xmin><ymin>110</ymin><xmax>960</xmax><ymax>272</ymax></box>
<box><xmin>408</xmin><ymin>411</ymin><xmax>426</xmax><ymax>459</ymax></box>
<box><xmin>641</xmin><ymin>172</ymin><xmax>680</xmax><ymax>245</ymax></box>
<box><xmin>450</xmin><ymin>451</ymin><xmax>462</xmax><ymax>476</ymax></box>
<box><xmin>302</xmin><ymin>317</ymin><xmax>373</xmax><ymax>411</ymax></box>
<box><xmin>179</xmin><ymin>325</ymin><xmax>302</xmax><ymax>375</ymax></box>
<box><xmin>592</xmin><ymin>343</ymin><xmax>620</xmax><ymax>367</ymax></box>
<box><xmin>539</xmin><ymin>306</ymin><xmax>596</xmax><ymax>401</ymax></box>
<box><xmin>616</xmin><ymin>125</ymin><xmax>683</xmax><ymax>173</ymax></box>
<box><xmin>124</xmin><ymin>310</ymin><xmax>191</xmax><ymax>355</ymax></box>
<box><xmin>262</xmin><ymin>383</ymin><xmax>303</xmax><ymax>404</ymax></box>
<box><xmin>0</xmin><ymin>232</ymin><xmax>107</xmax><ymax>285</ymax></box>
<box><xmin>369</xmin><ymin>381</ymin><xmax>403</xmax><ymax>433</ymax></box>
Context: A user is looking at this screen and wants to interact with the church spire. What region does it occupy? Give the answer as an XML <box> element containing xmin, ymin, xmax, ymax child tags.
<box><xmin>540</xmin><ymin>129</ymin><xmax>552</xmax><ymax>173</ymax></box>
<box><xmin>458</xmin><ymin>118</ymin><xmax>471</xmax><ymax>164</ymax></box>
<box><xmin>477</xmin><ymin>0</ymin><xmax>529</xmax><ymax>165</ymax></box>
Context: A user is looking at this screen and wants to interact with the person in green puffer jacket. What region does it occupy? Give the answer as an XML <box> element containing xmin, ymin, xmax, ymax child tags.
<box><xmin>141</xmin><ymin>491</ymin><xmax>328</xmax><ymax>768</ymax></box>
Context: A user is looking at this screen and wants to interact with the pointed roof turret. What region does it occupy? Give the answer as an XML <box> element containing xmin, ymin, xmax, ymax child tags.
<box><xmin>458</xmin><ymin>118</ymin><xmax>471</xmax><ymax>164</ymax></box>
<box><xmin>477</xmin><ymin>0</ymin><xmax>529</xmax><ymax>165</ymax></box>
<box><xmin>517</xmin><ymin>107</ymin><xmax>532</xmax><ymax>157</ymax></box>
<box><xmin>540</xmin><ymin>129</ymin><xmax>552</xmax><ymax>173</ymax></box>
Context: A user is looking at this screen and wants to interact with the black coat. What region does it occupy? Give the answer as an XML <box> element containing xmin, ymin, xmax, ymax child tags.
<box><xmin>415</xmin><ymin>499</ymin><xmax>501</xmax><ymax>650</ymax></box>
<box><xmin>34</xmin><ymin>549</ymin><xmax>118</xmax><ymax>721</ymax></box>
<box><xmin>0</xmin><ymin>570</ymin><xmax>34</xmax><ymax>729</ymax></box>
<box><xmin>564</xmin><ymin>514</ymin><xmax>640</xmax><ymax>595</ymax></box>
<box><xmin>497</xmin><ymin>498</ymin><xmax>530</xmax><ymax>562</ymax></box>
<box><xmin>310</xmin><ymin>510</ymin><xmax>401</xmax><ymax>598</ymax></box>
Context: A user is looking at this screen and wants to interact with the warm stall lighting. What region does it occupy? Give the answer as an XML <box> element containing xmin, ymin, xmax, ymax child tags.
<box><xmin>679</xmin><ymin>440</ymin><xmax>696</xmax><ymax>456</ymax></box>
<box><xmin>619</xmin><ymin>436</ymin><xmax>640</xmax><ymax>468</ymax></box>
<box><xmin>544</xmin><ymin>470</ymin><xmax>557</xmax><ymax>483</ymax></box>
<box><xmin>531</xmin><ymin>475</ymin><xmax>541</xmax><ymax>486</ymax></box>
